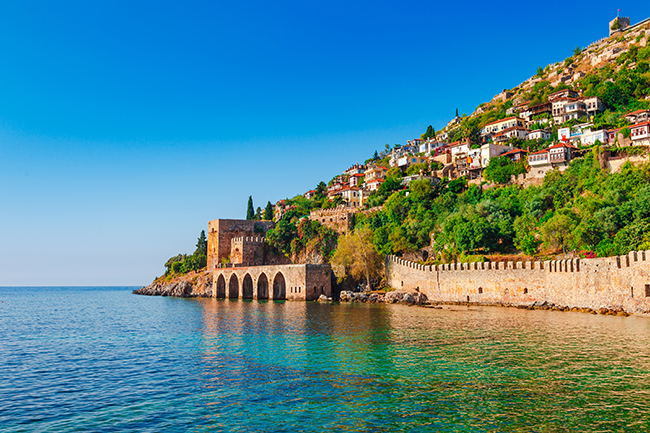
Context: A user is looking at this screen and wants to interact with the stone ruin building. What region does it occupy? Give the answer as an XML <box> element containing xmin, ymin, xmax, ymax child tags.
<box><xmin>207</xmin><ymin>218</ymin><xmax>333</xmax><ymax>301</ymax></box>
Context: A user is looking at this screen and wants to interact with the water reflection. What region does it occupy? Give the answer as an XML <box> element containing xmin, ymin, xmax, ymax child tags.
<box><xmin>196</xmin><ymin>300</ymin><xmax>650</xmax><ymax>431</ymax></box>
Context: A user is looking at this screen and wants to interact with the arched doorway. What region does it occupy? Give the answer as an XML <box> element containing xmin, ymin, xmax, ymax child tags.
<box><xmin>215</xmin><ymin>274</ymin><xmax>226</xmax><ymax>298</ymax></box>
<box><xmin>228</xmin><ymin>274</ymin><xmax>239</xmax><ymax>299</ymax></box>
<box><xmin>242</xmin><ymin>274</ymin><xmax>253</xmax><ymax>299</ymax></box>
<box><xmin>257</xmin><ymin>273</ymin><xmax>269</xmax><ymax>300</ymax></box>
<box><xmin>272</xmin><ymin>272</ymin><xmax>286</xmax><ymax>300</ymax></box>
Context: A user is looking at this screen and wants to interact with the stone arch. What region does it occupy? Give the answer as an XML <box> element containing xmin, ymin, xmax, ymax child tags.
<box><xmin>242</xmin><ymin>274</ymin><xmax>253</xmax><ymax>299</ymax></box>
<box><xmin>257</xmin><ymin>273</ymin><xmax>269</xmax><ymax>300</ymax></box>
<box><xmin>228</xmin><ymin>274</ymin><xmax>239</xmax><ymax>299</ymax></box>
<box><xmin>273</xmin><ymin>272</ymin><xmax>286</xmax><ymax>300</ymax></box>
<box><xmin>216</xmin><ymin>274</ymin><xmax>226</xmax><ymax>298</ymax></box>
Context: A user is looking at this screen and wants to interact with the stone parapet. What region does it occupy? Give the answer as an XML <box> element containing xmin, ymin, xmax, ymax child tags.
<box><xmin>385</xmin><ymin>252</ymin><xmax>650</xmax><ymax>316</ymax></box>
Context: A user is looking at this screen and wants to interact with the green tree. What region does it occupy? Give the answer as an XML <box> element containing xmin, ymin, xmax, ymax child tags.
<box><xmin>573</xmin><ymin>46</ymin><xmax>581</xmax><ymax>57</ymax></box>
<box><xmin>263</xmin><ymin>201</ymin><xmax>274</xmax><ymax>220</ymax></box>
<box><xmin>315</xmin><ymin>181</ymin><xmax>327</xmax><ymax>197</ymax></box>
<box><xmin>255</xmin><ymin>207</ymin><xmax>262</xmax><ymax>220</ymax></box>
<box><xmin>513</xmin><ymin>215</ymin><xmax>540</xmax><ymax>255</ymax></box>
<box><xmin>540</xmin><ymin>213</ymin><xmax>576</xmax><ymax>254</ymax></box>
<box><xmin>195</xmin><ymin>230</ymin><xmax>207</xmax><ymax>255</ymax></box>
<box><xmin>331</xmin><ymin>227</ymin><xmax>384</xmax><ymax>290</ymax></box>
<box><xmin>483</xmin><ymin>157</ymin><xmax>526</xmax><ymax>184</ymax></box>
<box><xmin>246</xmin><ymin>196</ymin><xmax>255</xmax><ymax>220</ymax></box>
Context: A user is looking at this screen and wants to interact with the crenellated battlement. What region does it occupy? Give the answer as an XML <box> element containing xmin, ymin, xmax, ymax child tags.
<box><xmin>309</xmin><ymin>205</ymin><xmax>351</xmax><ymax>217</ymax></box>
<box><xmin>386</xmin><ymin>250</ymin><xmax>650</xmax><ymax>273</ymax></box>
<box><xmin>385</xmin><ymin>252</ymin><xmax>650</xmax><ymax>315</ymax></box>
<box><xmin>231</xmin><ymin>236</ymin><xmax>266</xmax><ymax>244</ymax></box>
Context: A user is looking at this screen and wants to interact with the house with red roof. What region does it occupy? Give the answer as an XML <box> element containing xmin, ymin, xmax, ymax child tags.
<box><xmin>365</xmin><ymin>178</ymin><xmax>385</xmax><ymax>192</ymax></box>
<box><xmin>492</xmin><ymin>126</ymin><xmax>530</xmax><ymax>143</ymax></box>
<box><xmin>624</xmin><ymin>109</ymin><xmax>650</xmax><ymax>124</ymax></box>
<box><xmin>349</xmin><ymin>173</ymin><xmax>364</xmax><ymax>188</ymax></box>
<box><xmin>500</xmin><ymin>148</ymin><xmax>528</xmax><ymax>162</ymax></box>
<box><xmin>527</xmin><ymin>142</ymin><xmax>579</xmax><ymax>178</ymax></box>
<box><xmin>630</xmin><ymin>121</ymin><xmax>650</xmax><ymax>146</ymax></box>
<box><xmin>481</xmin><ymin>116</ymin><xmax>527</xmax><ymax>137</ymax></box>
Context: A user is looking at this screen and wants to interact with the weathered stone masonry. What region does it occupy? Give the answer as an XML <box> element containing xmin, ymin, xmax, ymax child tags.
<box><xmin>386</xmin><ymin>252</ymin><xmax>650</xmax><ymax>315</ymax></box>
<box><xmin>207</xmin><ymin>219</ymin><xmax>275</xmax><ymax>270</ymax></box>
<box><xmin>212</xmin><ymin>264</ymin><xmax>332</xmax><ymax>301</ymax></box>
<box><xmin>208</xmin><ymin>218</ymin><xmax>333</xmax><ymax>302</ymax></box>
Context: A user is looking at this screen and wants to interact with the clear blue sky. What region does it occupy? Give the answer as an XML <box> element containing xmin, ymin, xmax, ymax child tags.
<box><xmin>1</xmin><ymin>1</ymin><xmax>647</xmax><ymax>286</ymax></box>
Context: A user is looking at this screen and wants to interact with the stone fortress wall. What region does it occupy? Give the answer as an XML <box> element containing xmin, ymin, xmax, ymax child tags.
<box><xmin>309</xmin><ymin>206</ymin><xmax>354</xmax><ymax>234</ymax></box>
<box><xmin>386</xmin><ymin>252</ymin><xmax>650</xmax><ymax>316</ymax></box>
<box><xmin>208</xmin><ymin>218</ymin><xmax>332</xmax><ymax>301</ymax></box>
<box><xmin>207</xmin><ymin>219</ymin><xmax>275</xmax><ymax>269</ymax></box>
<box><xmin>230</xmin><ymin>236</ymin><xmax>266</xmax><ymax>266</ymax></box>
<box><xmin>212</xmin><ymin>264</ymin><xmax>332</xmax><ymax>301</ymax></box>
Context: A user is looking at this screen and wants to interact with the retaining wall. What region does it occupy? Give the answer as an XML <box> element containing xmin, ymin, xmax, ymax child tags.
<box><xmin>385</xmin><ymin>252</ymin><xmax>650</xmax><ymax>315</ymax></box>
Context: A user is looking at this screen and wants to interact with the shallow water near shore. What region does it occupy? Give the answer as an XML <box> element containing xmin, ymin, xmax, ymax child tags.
<box><xmin>2</xmin><ymin>286</ymin><xmax>650</xmax><ymax>432</ymax></box>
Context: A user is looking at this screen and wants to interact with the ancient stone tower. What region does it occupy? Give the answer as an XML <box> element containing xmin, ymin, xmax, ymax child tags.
<box><xmin>207</xmin><ymin>219</ymin><xmax>274</xmax><ymax>269</ymax></box>
<box><xmin>609</xmin><ymin>16</ymin><xmax>630</xmax><ymax>36</ymax></box>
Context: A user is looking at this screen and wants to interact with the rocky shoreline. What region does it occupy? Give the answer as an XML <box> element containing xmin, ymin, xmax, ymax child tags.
<box><xmin>133</xmin><ymin>270</ymin><xmax>212</xmax><ymax>297</ymax></box>
<box><xmin>336</xmin><ymin>291</ymin><xmax>632</xmax><ymax>316</ymax></box>
<box><xmin>336</xmin><ymin>290</ymin><xmax>429</xmax><ymax>305</ymax></box>
<box><xmin>135</xmin><ymin>278</ymin><xmax>632</xmax><ymax>317</ymax></box>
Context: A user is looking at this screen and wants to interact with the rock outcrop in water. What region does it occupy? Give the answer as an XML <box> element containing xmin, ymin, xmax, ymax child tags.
<box><xmin>133</xmin><ymin>270</ymin><xmax>213</xmax><ymax>297</ymax></box>
<box><xmin>339</xmin><ymin>290</ymin><xmax>428</xmax><ymax>305</ymax></box>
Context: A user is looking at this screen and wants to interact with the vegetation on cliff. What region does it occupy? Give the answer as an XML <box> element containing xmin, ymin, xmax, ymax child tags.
<box><xmin>162</xmin><ymin>230</ymin><xmax>208</xmax><ymax>278</ymax></box>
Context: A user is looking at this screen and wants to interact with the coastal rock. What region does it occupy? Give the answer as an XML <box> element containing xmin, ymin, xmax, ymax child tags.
<box><xmin>338</xmin><ymin>291</ymin><xmax>370</xmax><ymax>303</ymax></box>
<box><xmin>384</xmin><ymin>291</ymin><xmax>428</xmax><ymax>305</ymax></box>
<box><xmin>317</xmin><ymin>294</ymin><xmax>332</xmax><ymax>302</ymax></box>
<box><xmin>133</xmin><ymin>270</ymin><xmax>213</xmax><ymax>297</ymax></box>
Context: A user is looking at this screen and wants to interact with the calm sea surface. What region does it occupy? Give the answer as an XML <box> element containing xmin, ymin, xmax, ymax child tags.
<box><xmin>2</xmin><ymin>287</ymin><xmax>650</xmax><ymax>432</ymax></box>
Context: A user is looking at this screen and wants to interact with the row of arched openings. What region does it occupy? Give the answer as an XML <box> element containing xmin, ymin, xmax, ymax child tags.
<box><xmin>214</xmin><ymin>272</ymin><xmax>286</xmax><ymax>300</ymax></box>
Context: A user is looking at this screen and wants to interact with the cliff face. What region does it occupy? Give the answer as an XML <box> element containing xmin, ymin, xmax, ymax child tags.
<box><xmin>134</xmin><ymin>270</ymin><xmax>213</xmax><ymax>297</ymax></box>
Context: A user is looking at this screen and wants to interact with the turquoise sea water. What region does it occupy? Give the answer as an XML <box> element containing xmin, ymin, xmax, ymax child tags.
<box><xmin>2</xmin><ymin>287</ymin><xmax>650</xmax><ymax>432</ymax></box>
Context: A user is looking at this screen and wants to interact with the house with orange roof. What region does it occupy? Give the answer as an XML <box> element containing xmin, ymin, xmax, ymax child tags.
<box><xmin>481</xmin><ymin>116</ymin><xmax>527</xmax><ymax>136</ymax></box>
<box><xmin>349</xmin><ymin>173</ymin><xmax>364</xmax><ymax>188</ymax></box>
<box><xmin>500</xmin><ymin>148</ymin><xmax>528</xmax><ymax>162</ymax></box>
<box><xmin>548</xmin><ymin>89</ymin><xmax>579</xmax><ymax>102</ymax></box>
<box><xmin>365</xmin><ymin>178</ymin><xmax>385</xmax><ymax>192</ymax></box>
<box><xmin>548</xmin><ymin>142</ymin><xmax>579</xmax><ymax>164</ymax></box>
<box><xmin>624</xmin><ymin>109</ymin><xmax>650</xmax><ymax>124</ymax></box>
<box><xmin>364</xmin><ymin>165</ymin><xmax>388</xmax><ymax>182</ymax></box>
<box><xmin>339</xmin><ymin>186</ymin><xmax>367</xmax><ymax>208</ymax></box>
<box><xmin>492</xmin><ymin>126</ymin><xmax>530</xmax><ymax>143</ymax></box>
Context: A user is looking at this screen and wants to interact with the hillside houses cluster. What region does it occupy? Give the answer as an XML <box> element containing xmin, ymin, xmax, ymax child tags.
<box><xmin>296</xmin><ymin>104</ymin><xmax>650</xmax><ymax>210</ymax></box>
<box><xmin>276</xmin><ymin>16</ymin><xmax>650</xmax><ymax>214</ymax></box>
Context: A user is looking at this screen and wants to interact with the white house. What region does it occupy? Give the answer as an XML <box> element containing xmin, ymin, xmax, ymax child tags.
<box><xmin>526</xmin><ymin>129</ymin><xmax>552</xmax><ymax>141</ymax></box>
<box><xmin>580</xmin><ymin>128</ymin><xmax>609</xmax><ymax>146</ymax></box>
<box><xmin>480</xmin><ymin>142</ymin><xmax>513</xmax><ymax>167</ymax></box>
<box><xmin>630</xmin><ymin>121</ymin><xmax>650</xmax><ymax>146</ymax></box>
<box><xmin>492</xmin><ymin>126</ymin><xmax>530</xmax><ymax>143</ymax></box>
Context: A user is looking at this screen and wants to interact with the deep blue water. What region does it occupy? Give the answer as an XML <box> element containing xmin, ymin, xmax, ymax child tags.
<box><xmin>2</xmin><ymin>286</ymin><xmax>650</xmax><ymax>432</ymax></box>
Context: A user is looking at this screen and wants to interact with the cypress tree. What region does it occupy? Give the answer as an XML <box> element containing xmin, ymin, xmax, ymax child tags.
<box><xmin>195</xmin><ymin>230</ymin><xmax>207</xmax><ymax>255</ymax></box>
<box><xmin>263</xmin><ymin>201</ymin><xmax>273</xmax><ymax>220</ymax></box>
<box><xmin>246</xmin><ymin>196</ymin><xmax>255</xmax><ymax>220</ymax></box>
